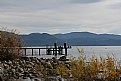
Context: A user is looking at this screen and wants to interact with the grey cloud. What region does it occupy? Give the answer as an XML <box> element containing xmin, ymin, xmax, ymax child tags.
<box><xmin>0</xmin><ymin>0</ymin><xmax>121</xmax><ymax>34</ymax></box>
<box><xmin>0</xmin><ymin>0</ymin><xmax>103</xmax><ymax>12</ymax></box>
<box><xmin>0</xmin><ymin>0</ymin><xmax>68</xmax><ymax>11</ymax></box>
<box><xmin>70</xmin><ymin>0</ymin><xmax>103</xmax><ymax>4</ymax></box>
<box><xmin>0</xmin><ymin>0</ymin><xmax>104</xmax><ymax>16</ymax></box>
<box><xmin>109</xmin><ymin>2</ymin><xmax>121</xmax><ymax>9</ymax></box>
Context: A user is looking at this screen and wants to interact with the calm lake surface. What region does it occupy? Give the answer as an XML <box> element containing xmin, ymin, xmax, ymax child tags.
<box><xmin>25</xmin><ymin>46</ymin><xmax>121</xmax><ymax>60</ymax></box>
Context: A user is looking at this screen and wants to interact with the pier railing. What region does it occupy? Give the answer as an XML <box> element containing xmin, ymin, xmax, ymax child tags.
<box><xmin>21</xmin><ymin>43</ymin><xmax>71</xmax><ymax>57</ymax></box>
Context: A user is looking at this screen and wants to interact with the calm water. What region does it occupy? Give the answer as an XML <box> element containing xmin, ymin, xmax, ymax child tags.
<box><xmin>68</xmin><ymin>46</ymin><xmax>121</xmax><ymax>60</ymax></box>
<box><xmin>25</xmin><ymin>46</ymin><xmax>121</xmax><ymax>60</ymax></box>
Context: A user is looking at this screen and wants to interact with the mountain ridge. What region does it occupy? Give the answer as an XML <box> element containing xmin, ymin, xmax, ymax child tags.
<box><xmin>20</xmin><ymin>32</ymin><xmax>121</xmax><ymax>46</ymax></box>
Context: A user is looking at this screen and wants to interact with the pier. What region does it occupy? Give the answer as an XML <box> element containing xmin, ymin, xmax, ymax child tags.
<box><xmin>21</xmin><ymin>43</ymin><xmax>71</xmax><ymax>57</ymax></box>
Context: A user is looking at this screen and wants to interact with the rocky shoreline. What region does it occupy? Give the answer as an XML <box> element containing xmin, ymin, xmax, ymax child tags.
<box><xmin>1</xmin><ymin>56</ymin><xmax>121</xmax><ymax>81</ymax></box>
<box><xmin>0</xmin><ymin>56</ymin><xmax>70</xmax><ymax>81</ymax></box>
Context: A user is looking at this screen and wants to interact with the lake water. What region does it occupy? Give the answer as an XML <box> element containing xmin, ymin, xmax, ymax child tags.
<box><xmin>68</xmin><ymin>46</ymin><xmax>121</xmax><ymax>61</ymax></box>
<box><xmin>25</xmin><ymin>46</ymin><xmax>121</xmax><ymax>61</ymax></box>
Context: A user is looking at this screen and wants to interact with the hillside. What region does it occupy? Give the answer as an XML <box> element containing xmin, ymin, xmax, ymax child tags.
<box><xmin>20</xmin><ymin>33</ymin><xmax>62</xmax><ymax>46</ymax></box>
<box><xmin>20</xmin><ymin>32</ymin><xmax>121</xmax><ymax>46</ymax></box>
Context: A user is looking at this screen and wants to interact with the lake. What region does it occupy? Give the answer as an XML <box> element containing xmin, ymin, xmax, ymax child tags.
<box><xmin>25</xmin><ymin>46</ymin><xmax>121</xmax><ymax>61</ymax></box>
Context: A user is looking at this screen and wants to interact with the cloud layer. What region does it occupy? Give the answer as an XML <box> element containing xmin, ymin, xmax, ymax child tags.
<box><xmin>0</xmin><ymin>0</ymin><xmax>121</xmax><ymax>34</ymax></box>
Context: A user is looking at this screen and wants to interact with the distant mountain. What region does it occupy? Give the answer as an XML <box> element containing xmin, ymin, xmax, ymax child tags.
<box><xmin>20</xmin><ymin>33</ymin><xmax>62</xmax><ymax>46</ymax></box>
<box><xmin>20</xmin><ymin>32</ymin><xmax>121</xmax><ymax>46</ymax></box>
<box><xmin>54</xmin><ymin>32</ymin><xmax>97</xmax><ymax>40</ymax></box>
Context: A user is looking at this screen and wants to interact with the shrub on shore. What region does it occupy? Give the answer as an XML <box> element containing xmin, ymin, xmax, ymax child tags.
<box><xmin>54</xmin><ymin>55</ymin><xmax>121</xmax><ymax>81</ymax></box>
<box><xmin>0</xmin><ymin>28</ymin><xmax>23</xmax><ymax>61</ymax></box>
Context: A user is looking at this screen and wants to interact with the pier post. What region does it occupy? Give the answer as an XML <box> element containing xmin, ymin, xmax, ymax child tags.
<box><xmin>54</xmin><ymin>43</ymin><xmax>57</xmax><ymax>57</ymax></box>
<box><xmin>58</xmin><ymin>46</ymin><xmax>61</xmax><ymax>55</ymax></box>
<box><xmin>39</xmin><ymin>49</ymin><xmax>41</xmax><ymax>55</ymax></box>
<box><xmin>32</xmin><ymin>48</ymin><xmax>33</xmax><ymax>56</ymax></box>
<box><xmin>25</xmin><ymin>48</ymin><xmax>26</xmax><ymax>56</ymax></box>
<box><xmin>64</xmin><ymin>43</ymin><xmax>67</xmax><ymax>56</ymax></box>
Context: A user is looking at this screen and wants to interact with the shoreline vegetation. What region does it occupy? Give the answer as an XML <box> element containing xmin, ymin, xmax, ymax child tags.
<box><xmin>1</xmin><ymin>28</ymin><xmax>121</xmax><ymax>81</ymax></box>
<box><xmin>0</xmin><ymin>55</ymin><xmax>121</xmax><ymax>81</ymax></box>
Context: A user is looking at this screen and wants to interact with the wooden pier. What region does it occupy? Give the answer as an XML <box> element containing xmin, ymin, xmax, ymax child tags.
<box><xmin>21</xmin><ymin>43</ymin><xmax>71</xmax><ymax>57</ymax></box>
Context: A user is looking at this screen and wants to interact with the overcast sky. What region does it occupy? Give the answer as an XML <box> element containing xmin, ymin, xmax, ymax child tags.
<box><xmin>0</xmin><ymin>0</ymin><xmax>121</xmax><ymax>34</ymax></box>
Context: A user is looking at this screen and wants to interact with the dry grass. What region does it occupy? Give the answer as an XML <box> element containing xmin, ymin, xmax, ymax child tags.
<box><xmin>43</xmin><ymin>49</ymin><xmax>121</xmax><ymax>80</ymax></box>
<box><xmin>34</xmin><ymin>54</ymin><xmax>121</xmax><ymax>81</ymax></box>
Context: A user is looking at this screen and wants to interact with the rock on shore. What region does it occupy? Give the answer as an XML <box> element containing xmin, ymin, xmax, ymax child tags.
<box><xmin>0</xmin><ymin>57</ymin><xmax>70</xmax><ymax>81</ymax></box>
